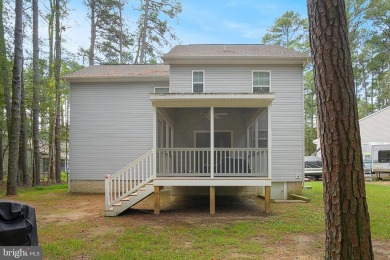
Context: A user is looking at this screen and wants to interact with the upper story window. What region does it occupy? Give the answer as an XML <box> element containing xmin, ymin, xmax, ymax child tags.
<box><xmin>253</xmin><ymin>71</ymin><xmax>270</xmax><ymax>93</ymax></box>
<box><xmin>193</xmin><ymin>71</ymin><xmax>204</xmax><ymax>93</ymax></box>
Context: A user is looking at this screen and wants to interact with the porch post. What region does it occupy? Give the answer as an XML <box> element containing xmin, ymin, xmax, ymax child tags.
<box><xmin>210</xmin><ymin>106</ymin><xmax>214</xmax><ymax>178</ymax></box>
<box><xmin>153</xmin><ymin>106</ymin><xmax>157</xmax><ymax>178</ymax></box>
<box><xmin>210</xmin><ymin>186</ymin><xmax>216</xmax><ymax>215</ymax></box>
<box><xmin>154</xmin><ymin>186</ymin><xmax>160</xmax><ymax>215</ymax></box>
<box><xmin>265</xmin><ymin>186</ymin><xmax>271</xmax><ymax>213</ymax></box>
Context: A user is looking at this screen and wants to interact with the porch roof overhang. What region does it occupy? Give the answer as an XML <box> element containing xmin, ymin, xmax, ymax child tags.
<box><xmin>150</xmin><ymin>93</ymin><xmax>275</xmax><ymax>107</ymax></box>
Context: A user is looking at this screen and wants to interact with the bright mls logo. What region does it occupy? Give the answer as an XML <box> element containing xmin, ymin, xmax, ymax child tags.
<box><xmin>1</xmin><ymin>247</ymin><xmax>42</xmax><ymax>259</ymax></box>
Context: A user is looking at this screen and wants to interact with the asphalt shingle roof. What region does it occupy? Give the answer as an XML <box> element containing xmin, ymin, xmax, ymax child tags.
<box><xmin>163</xmin><ymin>44</ymin><xmax>309</xmax><ymax>59</ymax></box>
<box><xmin>63</xmin><ymin>64</ymin><xmax>169</xmax><ymax>79</ymax></box>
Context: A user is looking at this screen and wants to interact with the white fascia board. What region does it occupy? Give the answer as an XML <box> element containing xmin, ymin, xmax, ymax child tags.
<box><xmin>150</xmin><ymin>93</ymin><xmax>275</xmax><ymax>108</ymax></box>
<box><xmin>153</xmin><ymin>178</ymin><xmax>272</xmax><ymax>186</ymax></box>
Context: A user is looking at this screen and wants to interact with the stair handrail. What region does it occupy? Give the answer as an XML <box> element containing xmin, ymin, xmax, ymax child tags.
<box><xmin>105</xmin><ymin>150</ymin><xmax>154</xmax><ymax>210</ymax></box>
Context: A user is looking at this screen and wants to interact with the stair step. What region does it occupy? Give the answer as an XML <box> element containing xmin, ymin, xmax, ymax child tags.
<box><xmin>113</xmin><ymin>202</ymin><xmax>122</xmax><ymax>206</ymax></box>
<box><xmin>130</xmin><ymin>192</ymin><xmax>138</xmax><ymax>196</ymax></box>
<box><xmin>146</xmin><ymin>182</ymin><xmax>153</xmax><ymax>186</ymax></box>
<box><xmin>121</xmin><ymin>197</ymin><xmax>130</xmax><ymax>201</ymax></box>
<box><xmin>139</xmin><ymin>188</ymin><xmax>146</xmax><ymax>191</ymax></box>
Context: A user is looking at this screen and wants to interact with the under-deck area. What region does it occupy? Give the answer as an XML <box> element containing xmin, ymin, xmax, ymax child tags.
<box><xmin>153</xmin><ymin>179</ymin><xmax>272</xmax><ymax>215</ymax></box>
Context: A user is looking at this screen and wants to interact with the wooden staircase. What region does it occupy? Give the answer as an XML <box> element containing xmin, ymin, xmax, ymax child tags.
<box><xmin>105</xmin><ymin>181</ymin><xmax>154</xmax><ymax>216</ymax></box>
<box><xmin>104</xmin><ymin>150</ymin><xmax>155</xmax><ymax>217</ymax></box>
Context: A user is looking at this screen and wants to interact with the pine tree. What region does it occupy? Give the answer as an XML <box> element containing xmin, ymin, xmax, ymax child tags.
<box><xmin>134</xmin><ymin>0</ymin><xmax>182</xmax><ymax>64</ymax></box>
<box><xmin>32</xmin><ymin>0</ymin><xmax>41</xmax><ymax>186</ymax></box>
<box><xmin>307</xmin><ymin>0</ymin><xmax>373</xmax><ymax>258</ymax></box>
<box><xmin>7</xmin><ymin>0</ymin><xmax>23</xmax><ymax>195</ymax></box>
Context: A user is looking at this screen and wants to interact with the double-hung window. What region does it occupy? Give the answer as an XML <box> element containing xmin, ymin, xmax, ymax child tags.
<box><xmin>193</xmin><ymin>71</ymin><xmax>204</xmax><ymax>93</ymax></box>
<box><xmin>253</xmin><ymin>71</ymin><xmax>271</xmax><ymax>93</ymax></box>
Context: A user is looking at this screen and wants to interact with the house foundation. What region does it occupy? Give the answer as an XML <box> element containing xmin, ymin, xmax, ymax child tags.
<box><xmin>70</xmin><ymin>180</ymin><xmax>105</xmax><ymax>193</ymax></box>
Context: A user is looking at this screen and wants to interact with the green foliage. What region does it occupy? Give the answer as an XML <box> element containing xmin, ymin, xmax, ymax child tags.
<box><xmin>261</xmin><ymin>11</ymin><xmax>309</xmax><ymax>53</ymax></box>
<box><xmin>134</xmin><ymin>0</ymin><xmax>182</xmax><ymax>64</ymax></box>
<box><xmin>84</xmin><ymin>0</ymin><xmax>134</xmax><ymax>64</ymax></box>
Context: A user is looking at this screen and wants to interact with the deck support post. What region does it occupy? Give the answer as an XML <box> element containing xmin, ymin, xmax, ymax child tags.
<box><xmin>154</xmin><ymin>186</ymin><xmax>160</xmax><ymax>215</ymax></box>
<box><xmin>210</xmin><ymin>186</ymin><xmax>215</xmax><ymax>215</ymax></box>
<box><xmin>265</xmin><ymin>186</ymin><xmax>271</xmax><ymax>213</ymax></box>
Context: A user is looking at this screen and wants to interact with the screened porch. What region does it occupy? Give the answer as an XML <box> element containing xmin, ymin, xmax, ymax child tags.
<box><xmin>155</xmin><ymin>107</ymin><xmax>270</xmax><ymax>178</ymax></box>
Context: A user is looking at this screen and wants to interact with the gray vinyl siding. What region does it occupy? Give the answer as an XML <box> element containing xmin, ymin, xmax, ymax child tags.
<box><xmin>170</xmin><ymin>65</ymin><xmax>304</xmax><ymax>181</ymax></box>
<box><xmin>69</xmin><ymin>82</ymin><xmax>161</xmax><ymax>180</ymax></box>
<box><xmin>270</xmin><ymin>66</ymin><xmax>304</xmax><ymax>181</ymax></box>
<box><xmin>170</xmin><ymin>65</ymin><xmax>252</xmax><ymax>93</ymax></box>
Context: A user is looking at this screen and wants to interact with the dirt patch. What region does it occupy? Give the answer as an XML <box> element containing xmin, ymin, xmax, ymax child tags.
<box><xmin>368</xmin><ymin>180</ymin><xmax>390</xmax><ymax>186</ymax></box>
<box><xmin>262</xmin><ymin>233</ymin><xmax>324</xmax><ymax>260</ymax></box>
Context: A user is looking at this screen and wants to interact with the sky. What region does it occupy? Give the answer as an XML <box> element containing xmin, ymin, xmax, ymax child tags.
<box><xmin>64</xmin><ymin>0</ymin><xmax>309</xmax><ymax>58</ymax></box>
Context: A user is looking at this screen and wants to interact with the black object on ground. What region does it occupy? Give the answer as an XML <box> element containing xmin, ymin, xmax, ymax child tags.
<box><xmin>0</xmin><ymin>201</ymin><xmax>38</xmax><ymax>246</ymax></box>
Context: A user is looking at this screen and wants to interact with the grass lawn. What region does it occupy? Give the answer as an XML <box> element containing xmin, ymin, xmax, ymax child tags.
<box><xmin>1</xmin><ymin>181</ymin><xmax>390</xmax><ymax>259</ymax></box>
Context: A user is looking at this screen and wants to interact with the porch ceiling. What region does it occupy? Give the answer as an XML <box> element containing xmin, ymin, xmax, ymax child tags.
<box><xmin>150</xmin><ymin>93</ymin><xmax>275</xmax><ymax>107</ymax></box>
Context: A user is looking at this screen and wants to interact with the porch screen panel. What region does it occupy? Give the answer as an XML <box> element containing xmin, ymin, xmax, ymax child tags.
<box><xmin>258</xmin><ymin>110</ymin><xmax>268</xmax><ymax>148</ymax></box>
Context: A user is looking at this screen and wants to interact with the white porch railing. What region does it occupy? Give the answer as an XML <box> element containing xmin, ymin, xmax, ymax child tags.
<box><xmin>156</xmin><ymin>148</ymin><xmax>268</xmax><ymax>177</ymax></box>
<box><xmin>105</xmin><ymin>150</ymin><xmax>154</xmax><ymax>211</ymax></box>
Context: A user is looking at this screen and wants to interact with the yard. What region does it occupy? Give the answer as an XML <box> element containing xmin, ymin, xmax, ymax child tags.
<box><xmin>1</xmin><ymin>181</ymin><xmax>390</xmax><ymax>259</ymax></box>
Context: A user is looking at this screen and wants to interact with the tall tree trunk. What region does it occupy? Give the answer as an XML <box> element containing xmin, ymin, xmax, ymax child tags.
<box><xmin>48</xmin><ymin>0</ymin><xmax>55</xmax><ymax>78</ymax></box>
<box><xmin>48</xmin><ymin>123</ymin><xmax>55</xmax><ymax>183</ymax></box>
<box><xmin>307</xmin><ymin>0</ymin><xmax>373</xmax><ymax>259</ymax></box>
<box><xmin>54</xmin><ymin>0</ymin><xmax>62</xmax><ymax>183</ymax></box>
<box><xmin>89</xmin><ymin>0</ymin><xmax>96</xmax><ymax>66</ymax></box>
<box><xmin>32</xmin><ymin>0</ymin><xmax>41</xmax><ymax>186</ymax></box>
<box><xmin>118</xmin><ymin>0</ymin><xmax>123</xmax><ymax>64</ymax></box>
<box><xmin>7</xmin><ymin>0</ymin><xmax>23</xmax><ymax>195</ymax></box>
<box><xmin>48</xmin><ymin>0</ymin><xmax>55</xmax><ymax>182</ymax></box>
<box><xmin>139</xmin><ymin>0</ymin><xmax>149</xmax><ymax>64</ymax></box>
<box><xmin>0</xmin><ymin>0</ymin><xmax>7</xmax><ymax>181</ymax></box>
<box><xmin>0</xmin><ymin>0</ymin><xmax>11</xmax><ymax>130</ymax></box>
<box><xmin>19</xmin><ymin>68</ymin><xmax>28</xmax><ymax>186</ymax></box>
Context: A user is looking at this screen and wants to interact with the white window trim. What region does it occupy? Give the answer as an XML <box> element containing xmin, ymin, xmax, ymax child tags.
<box><xmin>154</xmin><ymin>86</ymin><xmax>170</xmax><ymax>93</ymax></box>
<box><xmin>252</xmin><ymin>70</ymin><xmax>271</xmax><ymax>93</ymax></box>
<box><xmin>192</xmin><ymin>70</ymin><xmax>205</xmax><ymax>93</ymax></box>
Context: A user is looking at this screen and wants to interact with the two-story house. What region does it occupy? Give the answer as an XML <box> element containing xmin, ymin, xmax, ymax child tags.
<box><xmin>64</xmin><ymin>44</ymin><xmax>309</xmax><ymax>216</ymax></box>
